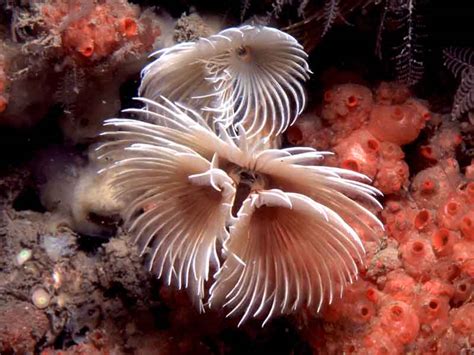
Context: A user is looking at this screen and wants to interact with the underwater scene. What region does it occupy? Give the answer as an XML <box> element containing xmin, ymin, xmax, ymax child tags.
<box><xmin>0</xmin><ymin>0</ymin><xmax>472</xmax><ymax>354</ymax></box>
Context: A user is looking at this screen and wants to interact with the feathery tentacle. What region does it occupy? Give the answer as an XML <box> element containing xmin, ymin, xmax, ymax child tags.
<box><xmin>139</xmin><ymin>26</ymin><xmax>310</xmax><ymax>139</ymax></box>
<box><xmin>97</xmin><ymin>93</ymin><xmax>383</xmax><ymax>325</ymax></box>
<box><xmin>210</xmin><ymin>189</ymin><xmax>366</xmax><ymax>326</ymax></box>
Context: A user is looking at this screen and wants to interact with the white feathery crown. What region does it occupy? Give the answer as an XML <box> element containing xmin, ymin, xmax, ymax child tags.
<box><xmin>139</xmin><ymin>25</ymin><xmax>311</xmax><ymax>139</ymax></box>
<box><xmin>97</xmin><ymin>25</ymin><xmax>383</xmax><ymax>326</ymax></box>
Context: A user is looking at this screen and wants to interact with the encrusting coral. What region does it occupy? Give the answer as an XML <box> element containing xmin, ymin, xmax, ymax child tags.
<box><xmin>97</xmin><ymin>25</ymin><xmax>383</xmax><ymax>325</ymax></box>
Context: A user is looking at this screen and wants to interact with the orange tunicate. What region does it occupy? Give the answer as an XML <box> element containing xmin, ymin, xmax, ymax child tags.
<box><xmin>321</xmin><ymin>83</ymin><xmax>373</xmax><ymax>122</ymax></box>
<box><xmin>446</xmin><ymin>201</ymin><xmax>460</xmax><ymax>215</ymax></box>
<box><xmin>375</xmin><ymin>82</ymin><xmax>411</xmax><ymax>105</ymax></box>
<box><xmin>452</xmin><ymin>241</ymin><xmax>474</xmax><ymax>269</ymax></box>
<box><xmin>414</xmin><ymin>209</ymin><xmax>431</xmax><ymax>231</ymax></box>
<box><xmin>432</xmin><ymin>258</ymin><xmax>460</xmax><ymax>281</ymax></box>
<box><xmin>78</xmin><ymin>40</ymin><xmax>95</xmax><ymax>57</ymax></box>
<box><xmin>420</xmin><ymin>178</ymin><xmax>436</xmax><ymax>193</ymax></box>
<box><xmin>322</xmin><ymin>280</ymin><xmax>377</xmax><ymax>324</ymax></box>
<box><xmin>451</xmin><ymin>303</ymin><xmax>474</xmax><ymax>336</ymax></box>
<box><xmin>284</xmin><ymin>114</ymin><xmax>328</xmax><ymax>148</ymax></box>
<box><xmin>406</xmin><ymin>98</ymin><xmax>431</xmax><ymax>122</ymax></box>
<box><xmin>320</xmin><ymin>84</ymin><xmax>374</xmax><ymax>141</ymax></box>
<box><xmin>346</xmin><ymin>95</ymin><xmax>358</xmax><ymax>108</ymax></box>
<box><xmin>383</xmin><ymin>270</ymin><xmax>417</xmax><ymax>303</ymax></box>
<box><xmin>366</xmin><ymin>138</ymin><xmax>380</xmax><ymax>152</ymax></box>
<box><xmin>50</xmin><ymin>1</ymin><xmax>143</xmax><ymax>61</ymax></box>
<box><xmin>437</xmin><ymin>196</ymin><xmax>466</xmax><ymax>230</ymax></box>
<box><xmin>420</xmin><ymin>145</ymin><xmax>436</xmax><ymax>161</ymax></box>
<box><xmin>92</xmin><ymin>11</ymin><xmax>120</xmax><ymax>58</ymax></box>
<box><xmin>431</xmin><ymin>228</ymin><xmax>459</xmax><ymax>256</ymax></box>
<box><xmin>367</xmin><ymin>103</ymin><xmax>427</xmax><ymax>145</ymax></box>
<box><xmin>380</xmin><ymin>301</ymin><xmax>420</xmax><ymax>345</ymax></box>
<box><xmin>401</xmin><ymin>238</ymin><xmax>436</xmax><ymax>279</ymax></box>
<box><xmin>120</xmin><ymin>17</ymin><xmax>138</xmax><ymax>37</ymax></box>
<box><xmin>426</xmin><ymin>124</ymin><xmax>463</xmax><ymax>161</ymax></box>
<box><xmin>341</xmin><ymin>159</ymin><xmax>360</xmax><ymax>172</ymax></box>
<box><xmin>332</xmin><ymin>129</ymin><xmax>379</xmax><ymax>178</ymax></box>
<box><xmin>350</xmin><ymin>299</ymin><xmax>375</xmax><ymax>324</ymax></box>
<box><xmin>465</xmin><ymin>160</ymin><xmax>474</xmax><ymax>179</ymax></box>
<box><xmin>374</xmin><ymin>159</ymin><xmax>409</xmax><ymax>194</ymax></box>
<box><xmin>323</xmin><ymin>89</ymin><xmax>333</xmax><ymax>102</ymax></box>
<box><xmin>452</xmin><ymin>277</ymin><xmax>472</xmax><ymax>304</ymax></box>
<box><xmin>417</xmin><ymin>294</ymin><xmax>450</xmax><ymax>335</ymax></box>
<box><xmin>410</xmin><ymin>166</ymin><xmax>457</xmax><ymax>209</ymax></box>
<box><xmin>379</xmin><ymin>141</ymin><xmax>404</xmax><ymax>161</ymax></box>
<box><xmin>459</xmin><ymin>212</ymin><xmax>474</xmax><ymax>240</ymax></box>
<box><xmin>422</xmin><ymin>278</ymin><xmax>455</xmax><ymax>299</ymax></box>
<box><xmin>366</xmin><ymin>287</ymin><xmax>378</xmax><ymax>303</ymax></box>
<box><xmin>462</xmin><ymin>259</ymin><xmax>474</xmax><ymax>277</ymax></box>
<box><xmin>464</xmin><ymin>182</ymin><xmax>474</xmax><ymax>204</ymax></box>
<box><xmin>382</xmin><ymin>199</ymin><xmax>419</xmax><ymax>243</ymax></box>
<box><xmin>62</xmin><ymin>23</ymin><xmax>96</xmax><ymax>58</ymax></box>
<box><xmin>363</xmin><ymin>326</ymin><xmax>402</xmax><ymax>354</ymax></box>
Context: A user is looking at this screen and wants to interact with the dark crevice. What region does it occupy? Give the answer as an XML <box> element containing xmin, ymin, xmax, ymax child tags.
<box><xmin>12</xmin><ymin>187</ymin><xmax>46</xmax><ymax>213</ymax></box>
<box><xmin>76</xmin><ymin>234</ymin><xmax>110</xmax><ymax>254</ymax></box>
<box><xmin>103</xmin><ymin>281</ymin><xmax>137</xmax><ymax>308</ymax></box>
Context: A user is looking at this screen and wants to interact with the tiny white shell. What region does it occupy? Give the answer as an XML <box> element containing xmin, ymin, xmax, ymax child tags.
<box><xmin>31</xmin><ymin>287</ymin><xmax>51</xmax><ymax>309</ymax></box>
<box><xmin>16</xmin><ymin>249</ymin><xmax>32</xmax><ymax>266</ymax></box>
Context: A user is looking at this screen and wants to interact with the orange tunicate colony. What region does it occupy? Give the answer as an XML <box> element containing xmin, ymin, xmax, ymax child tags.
<box><xmin>40</xmin><ymin>1</ymin><xmax>160</xmax><ymax>61</ymax></box>
<box><xmin>292</xmin><ymin>82</ymin><xmax>473</xmax><ymax>353</ymax></box>
<box><xmin>367</xmin><ymin>102</ymin><xmax>429</xmax><ymax>145</ymax></box>
<box><xmin>287</xmin><ymin>82</ymin><xmax>432</xmax><ymax>195</ymax></box>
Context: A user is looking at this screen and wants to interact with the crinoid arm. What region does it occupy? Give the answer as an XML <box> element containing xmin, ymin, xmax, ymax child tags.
<box><xmin>139</xmin><ymin>26</ymin><xmax>310</xmax><ymax>139</ymax></box>
<box><xmin>209</xmin><ymin>189</ymin><xmax>366</xmax><ymax>326</ymax></box>
<box><xmin>443</xmin><ymin>47</ymin><xmax>474</xmax><ymax>119</ymax></box>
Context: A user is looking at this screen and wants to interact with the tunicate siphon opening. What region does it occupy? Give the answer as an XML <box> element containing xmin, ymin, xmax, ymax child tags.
<box><xmin>412</xmin><ymin>241</ymin><xmax>425</xmax><ymax>254</ymax></box>
<box><xmin>390</xmin><ymin>305</ymin><xmax>404</xmax><ymax>320</ymax></box>
<box><xmin>428</xmin><ymin>300</ymin><xmax>439</xmax><ymax>311</ymax></box>
<box><xmin>414</xmin><ymin>210</ymin><xmax>430</xmax><ymax>230</ymax></box>
<box><xmin>445</xmin><ymin>201</ymin><xmax>460</xmax><ymax>216</ymax></box>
